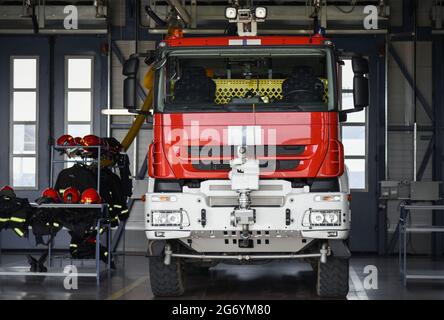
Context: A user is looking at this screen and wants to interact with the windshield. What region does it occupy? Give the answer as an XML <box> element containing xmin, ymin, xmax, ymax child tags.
<box><xmin>156</xmin><ymin>47</ymin><xmax>336</xmax><ymax>113</ymax></box>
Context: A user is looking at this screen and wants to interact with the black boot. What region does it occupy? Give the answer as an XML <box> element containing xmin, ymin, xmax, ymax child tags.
<box><xmin>37</xmin><ymin>253</ymin><xmax>48</xmax><ymax>272</ymax></box>
<box><xmin>27</xmin><ymin>255</ymin><xmax>37</xmax><ymax>272</ymax></box>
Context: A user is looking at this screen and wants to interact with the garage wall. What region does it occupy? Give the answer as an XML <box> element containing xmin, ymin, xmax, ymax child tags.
<box><xmin>386</xmin><ymin>41</ymin><xmax>434</xmax><ymax>254</ymax></box>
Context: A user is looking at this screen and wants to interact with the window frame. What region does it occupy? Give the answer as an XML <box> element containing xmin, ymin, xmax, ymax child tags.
<box><xmin>64</xmin><ymin>55</ymin><xmax>94</xmax><ymax>136</ymax></box>
<box><xmin>9</xmin><ymin>56</ymin><xmax>39</xmax><ymax>190</ymax></box>
<box><xmin>339</xmin><ymin>57</ymin><xmax>368</xmax><ymax>192</ymax></box>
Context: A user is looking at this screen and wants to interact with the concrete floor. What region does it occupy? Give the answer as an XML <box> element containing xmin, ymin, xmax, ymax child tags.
<box><xmin>0</xmin><ymin>253</ymin><xmax>444</xmax><ymax>300</ymax></box>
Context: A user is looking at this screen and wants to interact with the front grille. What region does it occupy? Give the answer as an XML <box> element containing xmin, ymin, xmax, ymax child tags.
<box><xmin>187</xmin><ymin>145</ymin><xmax>305</xmax><ymax>157</ymax></box>
<box><xmin>209</xmin><ymin>196</ymin><xmax>284</xmax><ymax>207</ymax></box>
<box><xmin>192</xmin><ymin>159</ymin><xmax>300</xmax><ymax>171</ymax></box>
<box><xmin>188</xmin><ymin>145</ymin><xmax>304</xmax><ymax>171</ymax></box>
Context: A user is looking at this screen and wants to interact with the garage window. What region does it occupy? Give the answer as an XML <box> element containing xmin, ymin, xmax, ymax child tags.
<box><xmin>340</xmin><ymin>59</ymin><xmax>367</xmax><ymax>190</ymax></box>
<box><xmin>65</xmin><ymin>57</ymin><xmax>93</xmax><ymax>137</ymax></box>
<box><xmin>10</xmin><ymin>57</ymin><xmax>38</xmax><ymax>188</ymax></box>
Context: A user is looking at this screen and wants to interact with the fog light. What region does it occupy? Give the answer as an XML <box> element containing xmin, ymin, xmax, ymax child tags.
<box><xmin>307</xmin><ymin>210</ymin><xmax>341</xmax><ymax>226</ymax></box>
<box><xmin>155</xmin><ymin>231</ymin><xmax>165</xmax><ymax>237</ymax></box>
<box><xmin>255</xmin><ymin>7</ymin><xmax>267</xmax><ymax>19</ymax></box>
<box><xmin>152</xmin><ymin>210</ymin><xmax>182</xmax><ymax>226</ymax></box>
<box><xmin>225</xmin><ymin>7</ymin><xmax>237</xmax><ymax>19</ymax></box>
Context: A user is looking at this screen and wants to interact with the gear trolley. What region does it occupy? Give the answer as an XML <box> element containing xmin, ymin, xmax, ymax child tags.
<box><xmin>0</xmin><ymin>145</ymin><xmax>115</xmax><ymax>285</ymax></box>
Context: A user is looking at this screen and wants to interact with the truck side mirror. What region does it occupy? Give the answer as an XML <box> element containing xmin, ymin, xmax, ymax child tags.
<box><xmin>123</xmin><ymin>54</ymin><xmax>139</xmax><ymax>110</ymax></box>
<box><xmin>352</xmin><ymin>57</ymin><xmax>369</xmax><ymax>109</ymax></box>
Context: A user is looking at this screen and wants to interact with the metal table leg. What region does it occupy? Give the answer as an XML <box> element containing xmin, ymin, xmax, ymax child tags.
<box><xmin>107</xmin><ymin>225</ymin><xmax>111</xmax><ymax>271</ymax></box>
<box><xmin>0</xmin><ymin>231</ymin><xmax>2</xmax><ymax>265</ymax></box>
<box><xmin>403</xmin><ymin>217</ymin><xmax>408</xmax><ymax>286</ymax></box>
<box><xmin>96</xmin><ymin>219</ymin><xmax>101</xmax><ymax>286</ymax></box>
<box><xmin>48</xmin><ymin>238</ymin><xmax>53</xmax><ymax>268</ymax></box>
<box><xmin>399</xmin><ymin>205</ymin><xmax>405</xmax><ymax>279</ymax></box>
<box><xmin>399</xmin><ymin>207</ymin><xmax>409</xmax><ymax>286</ymax></box>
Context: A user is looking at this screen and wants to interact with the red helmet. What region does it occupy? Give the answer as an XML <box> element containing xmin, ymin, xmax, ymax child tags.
<box><xmin>82</xmin><ymin>135</ymin><xmax>101</xmax><ymax>147</ymax></box>
<box><xmin>73</xmin><ymin>137</ymin><xmax>84</xmax><ymax>146</ymax></box>
<box><xmin>57</xmin><ymin>135</ymin><xmax>75</xmax><ymax>147</ymax></box>
<box><xmin>1</xmin><ymin>185</ymin><xmax>14</xmax><ymax>192</ymax></box>
<box><xmin>63</xmin><ymin>187</ymin><xmax>81</xmax><ymax>204</ymax></box>
<box><xmin>82</xmin><ymin>135</ymin><xmax>101</xmax><ymax>155</ymax></box>
<box><xmin>42</xmin><ymin>188</ymin><xmax>60</xmax><ymax>203</ymax></box>
<box><xmin>0</xmin><ymin>185</ymin><xmax>15</xmax><ymax>198</ymax></box>
<box><xmin>81</xmin><ymin>188</ymin><xmax>101</xmax><ymax>204</ymax></box>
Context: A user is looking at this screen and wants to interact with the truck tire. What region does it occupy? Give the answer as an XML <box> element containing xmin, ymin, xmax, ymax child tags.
<box><xmin>309</xmin><ymin>259</ymin><xmax>318</xmax><ymax>273</ymax></box>
<box><xmin>316</xmin><ymin>257</ymin><xmax>349</xmax><ymax>298</ymax></box>
<box><xmin>149</xmin><ymin>256</ymin><xmax>185</xmax><ymax>297</ymax></box>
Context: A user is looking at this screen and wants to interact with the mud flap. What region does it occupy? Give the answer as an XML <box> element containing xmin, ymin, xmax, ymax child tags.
<box><xmin>328</xmin><ymin>240</ymin><xmax>351</xmax><ymax>259</ymax></box>
<box><xmin>147</xmin><ymin>240</ymin><xmax>166</xmax><ymax>257</ymax></box>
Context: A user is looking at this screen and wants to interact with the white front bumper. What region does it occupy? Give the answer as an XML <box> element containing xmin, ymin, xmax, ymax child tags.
<box><xmin>144</xmin><ymin>180</ymin><xmax>350</xmax><ymax>252</ymax></box>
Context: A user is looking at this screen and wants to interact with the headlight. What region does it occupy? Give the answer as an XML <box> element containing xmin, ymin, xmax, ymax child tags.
<box><xmin>310</xmin><ymin>212</ymin><xmax>325</xmax><ymax>225</ymax></box>
<box><xmin>225</xmin><ymin>7</ymin><xmax>237</xmax><ymax>19</ymax></box>
<box><xmin>325</xmin><ymin>212</ymin><xmax>339</xmax><ymax>224</ymax></box>
<box><xmin>255</xmin><ymin>7</ymin><xmax>267</xmax><ymax>19</ymax></box>
<box><xmin>151</xmin><ymin>210</ymin><xmax>182</xmax><ymax>226</ymax></box>
<box><xmin>305</xmin><ymin>210</ymin><xmax>341</xmax><ymax>227</ymax></box>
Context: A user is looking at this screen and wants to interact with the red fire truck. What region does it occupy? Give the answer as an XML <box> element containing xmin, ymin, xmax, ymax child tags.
<box><xmin>123</xmin><ymin>6</ymin><xmax>369</xmax><ymax>298</ymax></box>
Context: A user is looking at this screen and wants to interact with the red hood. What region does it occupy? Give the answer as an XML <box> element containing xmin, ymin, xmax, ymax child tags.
<box><xmin>150</xmin><ymin>112</ymin><xmax>343</xmax><ymax>179</ymax></box>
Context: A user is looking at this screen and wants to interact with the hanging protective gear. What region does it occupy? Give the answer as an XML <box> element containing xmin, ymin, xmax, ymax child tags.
<box><xmin>69</xmin><ymin>232</ymin><xmax>115</xmax><ymax>269</ymax></box>
<box><xmin>63</xmin><ymin>187</ymin><xmax>81</xmax><ymax>204</ymax></box>
<box><xmin>118</xmin><ymin>154</ymin><xmax>133</xmax><ymax>198</ymax></box>
<box><xmin>54</xmin><ymin>164</ymin><xmax>98</xmax><ymax>195</ymax></box>
<box><xmin>81</xmin><ymin>188</ymin><xmax>101</xmax><ymax>204</ymax></box>
<box><xmin>29</xmin><ymin>207</ymin><xmax>62</xmax><ymax>245</ymax></box>
<box><xmin>0</xmin><ymin>195</ymin><xmax>33</xmax><ymax>237</ymax></box>
<box><xmin>31</xmin><ymin>193</ymin><xmax>63</xmax><ymax>245</ymax></box>
<box><xmin>98</xmin><ymin>168</ymin><xmax>130</xmax><ymax>224</ymax></box>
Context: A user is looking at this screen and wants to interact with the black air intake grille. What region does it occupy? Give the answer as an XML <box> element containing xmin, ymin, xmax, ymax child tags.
<box><xmin>187</xmin><ymin>145</ymin><xmax>305</xmax><ymax>157</ymax></box>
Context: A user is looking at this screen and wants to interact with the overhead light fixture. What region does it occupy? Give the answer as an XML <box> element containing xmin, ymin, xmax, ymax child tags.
<box><xmin>225</xmin><ymin>7</ymin><xmax>238</xmax><ymax>20</ymax></box>
<box><xmin>255</xmin><ymin>7</ymin><xmax>267</xmax><ymax>19</ymax></box>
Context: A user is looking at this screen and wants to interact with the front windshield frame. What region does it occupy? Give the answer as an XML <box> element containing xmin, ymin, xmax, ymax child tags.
<box><xmin>154</xmin><ymin>45</ymin><xmax>338</xmax><ymax>113</ymax></box>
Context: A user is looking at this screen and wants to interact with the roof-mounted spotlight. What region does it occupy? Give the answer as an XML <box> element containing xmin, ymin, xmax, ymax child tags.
<box><xmin>225</xmin><ymin>7</ymin><xmax>238</xmax><ymax>20</ymax></box>
<box><xmin>225</xmin><ymin>6</ymin><xmax>267</xmax><ymax>36</ymax></box>
<box><xmin>254</xmin><ymin>7</ymin><xmax>267</xmax><ymax>20</ymax></box>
